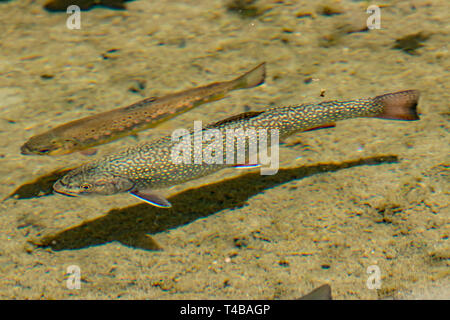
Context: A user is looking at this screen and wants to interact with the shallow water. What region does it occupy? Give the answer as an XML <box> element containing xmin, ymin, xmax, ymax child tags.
<box><xmin>0</xmin><ymin>0</ymin><xmax>448</xmax><ymax>299</ymax></box>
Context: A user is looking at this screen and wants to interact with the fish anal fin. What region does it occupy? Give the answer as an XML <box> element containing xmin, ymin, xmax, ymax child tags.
<box><xmin>194</xmin><ymin>93</ymin><xmax>226</xmax><ymax>106</ymax></box>
<box><xmin>131</xmin><ymin>190</ymin><xmax>172</xmax><ymax>208</ymax></box>
<box><xmin>233</xmin><ymin>163</ymin><xmax>261</xmax><ymax>169</ymax></box>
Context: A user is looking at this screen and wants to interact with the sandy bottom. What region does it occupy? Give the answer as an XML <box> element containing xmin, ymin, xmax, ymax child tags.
<box><xmin>0</xmin><ymin>0</ymin><xmax>448</xmax><ymax>299</ymax></box>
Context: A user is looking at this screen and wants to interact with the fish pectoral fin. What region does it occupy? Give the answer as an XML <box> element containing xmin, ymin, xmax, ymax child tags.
<box><xmin>129</xmin><ymin>133</ymin><xmax>139</xmax><ymax>141</ymax></box>
<box><xmin>130</xmin><ymin>190</ymin><xmax>172</xmax><ymax>208</ymax></box>
<box><xmin>79</xmin><ymin>148</ymin><xmax>98</xmax><ymax>156</ymax></box>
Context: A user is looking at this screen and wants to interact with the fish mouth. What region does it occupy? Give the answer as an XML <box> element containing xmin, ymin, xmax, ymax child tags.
<box><xmin>53</xmin><ymin>180</ymin><xmax>78</xmax><ymax>197</ymax></box>
<box><xmin>20</xmin><ymin>143</ymin><xmax>55</xmax><ymax>156</ymax></box>
<box><xmin>20</xmin><ymin>144</ymin><xmax>35</xmax><ymax>155</ymax></box>
<box><xmin>20</xmin><ymin>141</ymin><xmax>68</xmax><ymax>156</ymax></box>
<box><xmin>53</xmin><ymin>190</ymin><xmax>78</xmax><ymax>197</ymax></box>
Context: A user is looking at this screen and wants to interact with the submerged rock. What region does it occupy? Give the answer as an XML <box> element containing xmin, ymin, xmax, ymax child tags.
<box><xmin>225</xmin><ymin>0</ymin><xmax>268</xmax><ymax>18</ymax></box>
<box><xmin>393</xmin><ymin>32</ymin><xmax>430</xmax><ymax>55</ymax></box>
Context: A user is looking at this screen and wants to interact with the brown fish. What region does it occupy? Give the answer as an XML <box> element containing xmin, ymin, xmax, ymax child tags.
<box><xmin>21</xmin><ymin>62</ymin><xmax>265</xmax><ymax>156</ymax></box>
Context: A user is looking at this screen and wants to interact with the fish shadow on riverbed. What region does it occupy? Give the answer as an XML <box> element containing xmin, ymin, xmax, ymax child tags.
<box><xmin>5</xmin><ymin>168</ymin><xmax>74</xmax><ymax>201</ymax></box>
<box><xmin>33</xmin><ymin>155</ymin><xmax>398</xmax><ymax>251</ymax></box>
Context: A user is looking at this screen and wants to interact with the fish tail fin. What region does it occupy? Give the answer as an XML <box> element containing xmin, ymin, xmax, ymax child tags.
<box><xmin>374</xmin><ymin>90</ymin><xmax>420</xmax><ymax>121</ymax></box>
<box><xmin>231</xmin><ymin>62</ymin><xmax>266</xmax><ymax>90</ymax></box>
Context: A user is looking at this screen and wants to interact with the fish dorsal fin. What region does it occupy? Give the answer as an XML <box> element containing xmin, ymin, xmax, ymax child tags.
<box><xmin>130</xmin><ymin>189</ymin><xmax>172</xmax><ymax>208</ymax></box>
<box><xmin>206</xmin><ymin>111</ymin><xmax>264</xmax><ymax>129</ymax></box>
<box><xmin>297</xmin><ymin>284</ymin><xmax>332</xmax><ymax>300</ymax></box>
<box><xmin>123</xmin><ymin>97</ymin><xmax>158</xmax><ymax>111</ymax></box>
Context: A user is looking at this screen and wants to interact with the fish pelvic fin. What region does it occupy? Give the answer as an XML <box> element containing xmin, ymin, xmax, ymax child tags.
<box><xmin>131</xmin><ymin>189</ymin><xmax>172</xmax><ymax>208</ymax></box>
<box><xmin>374</xmin><ymin>90</ymin><xmax>420</xmax><ymax>121</ymax></box>
<box><xmin>232</xmin><ymin>62</ymin><xmax>266</xmax><ymax>90</ymax></box>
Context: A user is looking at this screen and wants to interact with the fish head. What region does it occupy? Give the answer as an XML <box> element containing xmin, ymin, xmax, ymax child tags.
<box><xmin>53</xmin><ymin>164</ymin><xmax>135</xmax><ymax>197</ymax></box>
<box><xmin>21</xmin><ymin>133</ymin><xmax>79</xmax><ymax>156</ymax></box>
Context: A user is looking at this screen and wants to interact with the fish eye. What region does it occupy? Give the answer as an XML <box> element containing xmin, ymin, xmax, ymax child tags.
<box><xmin>80</xmin><ymin>183</ymin><xmax>92</xmax><ymax>191</ymax></box>
<box><xmin>39</xmin><ymin>149</ymin><xmax>50</xmax><ymax>154</ymax></box>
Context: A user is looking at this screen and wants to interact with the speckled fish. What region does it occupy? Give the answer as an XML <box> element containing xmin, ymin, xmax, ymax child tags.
<box><xmin>53</xmin><ymin>90</ymin><xmax>420</xmax><ymax>207</ymax></box>
<box><xmin>21</xmin><ymin>62</ymin><xmax>266</xmax><ymax>156</ymax></box>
